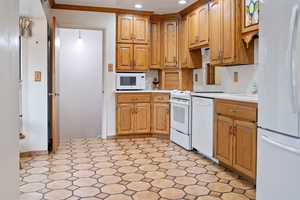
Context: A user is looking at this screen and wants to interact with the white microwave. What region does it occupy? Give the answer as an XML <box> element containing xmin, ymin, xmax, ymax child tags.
<box><xmin>116</xmin><ymin>73</ymin><xmax>146</xmax><ymax>90</ymax></box>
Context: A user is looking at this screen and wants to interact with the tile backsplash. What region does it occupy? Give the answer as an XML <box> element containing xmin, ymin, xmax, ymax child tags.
<box><xmin>145</xmin><ymin>70</ymin><xmax>159</xmax><ymax>90</ymax></box>
<box><xmin>194</xmin><ymin>39</ymin><xmax>258</xmax><ymax>94</ymax></box>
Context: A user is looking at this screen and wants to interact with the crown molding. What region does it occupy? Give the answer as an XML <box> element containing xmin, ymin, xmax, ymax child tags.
<box><xmin>49</xmin><ymin>0</ymin><xmax>208</xmax><ymax>16</ymax></box>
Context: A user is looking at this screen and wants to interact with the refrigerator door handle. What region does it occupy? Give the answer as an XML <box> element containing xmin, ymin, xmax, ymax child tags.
<box><xmin>287</xmin><ymin>5</ymin><xmax>299</xmax><ymax>114</ymax></box>
<box><xmin>262</xmin><ymin>135</ymin><xmax>300</xmax><ymax>156</ymax></box>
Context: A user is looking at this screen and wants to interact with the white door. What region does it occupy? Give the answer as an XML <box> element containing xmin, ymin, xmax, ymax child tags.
<box><xmin>57</xmin><ymin>28</ymin><xmax>103</xmax><ymax>138</ymax></box>
<box><xmin>257</xmin><ymin>128</ymin><xmax>300</xmax><ymax>200</ymax></box>
<box><xmin>258</xmin><ymin>0</ymin><xmax>300</xmax><ymax>137</ymax></box>
<box><xmin>192</xmin><ymin>97</ymin><xmax>213</xmax><ymax>158</ymax></box>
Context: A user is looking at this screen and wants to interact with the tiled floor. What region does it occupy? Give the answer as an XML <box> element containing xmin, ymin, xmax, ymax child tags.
<box><xmin>20</xmin><ymin>137</ymin><xmax>256</xmax><ymax>200</ymax></box>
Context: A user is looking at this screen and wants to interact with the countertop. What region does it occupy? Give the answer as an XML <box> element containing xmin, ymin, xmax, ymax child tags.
<box><xmin>191</xmin><ymin>92</ymin><xmax>258</xmax><ymax>103</ymax></box>
<box><xmin>115</xmin><ymin>90</ymin><xmax>172</xmax><ymax>93</ymax></box>
<box><xmin>114</xmin><ymin>90</ymin><xmax>258</xmax><ymax>103</ymax></box>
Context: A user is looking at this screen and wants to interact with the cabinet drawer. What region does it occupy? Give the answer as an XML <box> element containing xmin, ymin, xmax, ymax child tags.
<box><xmin>152</xmin><ymin>93</ymin><xmax>170</xmax><ymax>103</ymax></box>
<box><xmin>216</xmin><ymin>100</ymin><xmax>257</xmax><ymax>122</ymax></box>
<box><xmin>117</xmin><ymin>93</ymin><xmax>151</xmax><ymax>103</ymax></box>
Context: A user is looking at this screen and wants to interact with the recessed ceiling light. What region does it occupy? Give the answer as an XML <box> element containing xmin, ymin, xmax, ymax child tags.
<box><xmin>134</xmin><ymin>4</ymin><xmax>143</xmax><ymax>9</ymax></box>
<box><xmin>178</xmin><ymin>0</ymin><xmax>187</xmax><ymax>4</ymax></box>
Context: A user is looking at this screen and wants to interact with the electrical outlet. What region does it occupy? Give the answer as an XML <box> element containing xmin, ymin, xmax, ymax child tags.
<box><xmin>234</xmin><ymin>72</ymin><xmax>239</xmax><ymax>82</ymax></box>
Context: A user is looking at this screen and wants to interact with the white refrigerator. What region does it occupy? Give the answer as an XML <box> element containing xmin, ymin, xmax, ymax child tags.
<box><xmin>257</xmin><ymin>0</ymin><xmax>300</xmax><ymax>200</ymax></box>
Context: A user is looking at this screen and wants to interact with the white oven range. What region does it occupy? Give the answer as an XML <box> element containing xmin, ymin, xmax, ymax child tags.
<box><xmin>170</xmin><ymin>90</ymin><xmax>192</xmax><ymax>150</ymax></box>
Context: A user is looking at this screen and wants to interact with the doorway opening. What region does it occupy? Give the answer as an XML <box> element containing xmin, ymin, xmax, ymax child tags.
<box><xmin>55</xmin><ymin>28</ymin><xmax>104</xmax><ymax>140</ymax></box>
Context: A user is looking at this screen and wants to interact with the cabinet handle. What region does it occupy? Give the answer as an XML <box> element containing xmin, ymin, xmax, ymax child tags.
<box><xmin>229</xmin><ymin>109</ymin><xmax>237</xmax><ymax>113</ymax></box>
<box><xmin>233</xmin><ymin>125</ymin><xmax>237</xmax><ymax>136</ymax></box>
<box><xmin>229</xmin><ymin>125</ymin><xmax>234</xmax><ymax>135</ymax></box>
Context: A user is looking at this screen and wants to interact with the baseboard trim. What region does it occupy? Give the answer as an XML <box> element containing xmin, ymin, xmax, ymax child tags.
<box><xmin>20</xmin><ymin>150</ymin><xmax>49</xmax><ymax>158</ymax></box>
<box><xmin>107</xmin><ymin>133</ymin><xmax>170</xmax><ymax>140</ymax></box>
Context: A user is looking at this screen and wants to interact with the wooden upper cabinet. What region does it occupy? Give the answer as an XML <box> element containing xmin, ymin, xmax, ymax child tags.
<box><xmin>209</xmin><ymin>0</ymin><xmax>222</xmax><ymax>65</ymax></box>
<box><xmin>134</xmin><ymin>44</ymin><xmax>149</xmax><ymax>71</ymax></box>
<box><xmin>152</xmin><ymin>103</ymin><xmax>170</xmax><ymax>135</ymax></box>
<box><xmin>188</xmin><ymin>10</ymin><xmax>199</xmax><ymax>48</ymax></box>
<box><xmin>188</xmin><ymin>4</ymin><xmax>209</xmax><ymax>49</ymax></box>
<box><xmin>181</xmin><ymin>17</ymin><xmax>202</xmax><ymax>69</ymax></box>
<box><xmin>216</xmin><ymin>115</ymin><xmax>233</xmax><ymax>167</ymax></box>
<box><xmin>163</xmin><ymin>20</ymin><xmax>178</xmax><ymax>68</ymax></box>
<box><xmin>209</xmin><ymin>0</ymin><xmax>254</xmax><ymax>66</ymax></box>
<box><xmin>181</xmin><ymin>17</ymin><xmax>189</xmax><ymax>69</ymax></box>
<box><xmin>117</xmin><ymin>14</ymin><xmax>149</xmax><ymax>44</ymax></box>
<box><xmin>198</xmin><ymin>4</ymin><xmax>209</xmax><ymax>46</ymax></box>
<box><xmin>222</xmin><ymin>0</ymin><xmax>236</xmax><ymax>64</ymax></box>
<box><xmin>133</xmin><ymin>16</ymin><xmax>150</xmax><ymax>44</ymax></box>
<box><xmin>233</xmin><ymin>120</ymin><xmax>257</xmax><ymax>179</ymax></box>
<box><xmin>117</xmin><ymin>104</ymin><xmax>134</xmax><ymax>135</ymax></box>
<box><xmin>150</xmin><ymin>21</ymin><xmax>161</xmax><ymax>69</ymax></box>
<box><xmin>117</xmin><ymin>43</ymin><xmax>133</xmax><ymax>71</ymax></box>
<box><xmin>134</xmin><ymin>103</ymin><xmax>151</xmax><ymax>134</ymax></box>
<box><xmin>117</xmin><ymin>14</ymin><xmax>134</xmax><ymax>43</ymax></box>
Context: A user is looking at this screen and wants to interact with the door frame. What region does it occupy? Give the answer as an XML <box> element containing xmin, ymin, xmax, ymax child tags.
<box><xmin>49</xmin><ymin>23</ymin><xmax>106</xmax><ymax>152</ymax></box>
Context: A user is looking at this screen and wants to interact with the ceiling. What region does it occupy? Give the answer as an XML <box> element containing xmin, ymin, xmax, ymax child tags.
<box><xmin>20</xmin><ymin>0</ymin><xmax>46</xmax><ymax>18</ymax></box>
<box><xmin>54</xmin><ymin>0</ymin><xmax>198</xmax><ymax>14</ymax></box>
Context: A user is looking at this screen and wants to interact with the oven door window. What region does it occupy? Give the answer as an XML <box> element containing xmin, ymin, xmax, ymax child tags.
<box><xmin>120</xmin><ymin>77</ymin><xmax>136</xmax><ymax>86</ymax></box>
<box><xmin>171</xmin><ymin>102</ymin><xmax>189</xmax><ymax>134</ymax></box>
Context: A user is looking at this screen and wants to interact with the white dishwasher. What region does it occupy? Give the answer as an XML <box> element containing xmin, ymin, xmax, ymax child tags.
<box><xmin>192</xmin><ymin>96</ymin><xmax>214</xmax><ymax>159</ymax></box>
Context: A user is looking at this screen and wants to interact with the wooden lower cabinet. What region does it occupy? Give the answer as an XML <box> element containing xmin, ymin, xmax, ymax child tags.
<box><xmin>152</xmin><ymin>103</ymin><xmax>170</xmax><ymax>135</ymax></box>
<box><xmin>116</xmin><ymin>93</ymin><xmax>170</xmax><ymax>136</ymax></box>
<box><xmin>134</xmin><ymin>103</ymin><xmax>151</xmax><ymax>134</ymax></box>
<box><xmin>215</xmin><ymin>99</ymin><xmax>257</xmax><ymax>180</ymax></box>
<box><xmin>216</xmin><ymin>115</ymin><xmax>234</xmax><ymax>167</ymax></box>
<box><xmin>232</xmin><ymin>120</ymin><xmax>257</xmax><ymax>179</ymax></box>
<box><xmin>117</xmin><ymin>104</ymin><xmax>135</xmax><ymax>135</ymax></box>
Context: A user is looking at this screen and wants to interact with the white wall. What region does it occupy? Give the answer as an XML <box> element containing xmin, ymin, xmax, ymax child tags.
<box><xmin>194</xmin><ymin>39</ymin><xmax>259</xmax><ymax>94</ymax></box>
<box><xmin>57</xmin><ymin>28</ymin><xmax>103</xmax><ymax>139</ymax></box>
<box><xmin>20</xmin><ymin>18</ymin><xmax>48</xmax><ymax>152</ymax></box>
<box><xmin>0</xmin><ymin>0</ymin><xmax>20</xmax><ymax>199</ymax></box>
<box><xmin>50</xmin><ymin>10</ymin><xmax>116</xmax><ymax>138</ymax></box>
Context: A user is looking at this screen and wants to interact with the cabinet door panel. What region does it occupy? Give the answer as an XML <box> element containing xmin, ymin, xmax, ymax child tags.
<box><xmin>117</xmin><ymin>104</ymin><xmax>134</xmax><ymax>134</ymax></box>
<box><xmin>118</xmin><ymin>15</ymin><xmax>133</xmax><ymax>43</ymax></box>
<box><xmin>216</xmin><ymin>115</ymin><xmax>233</xmax><ymax>166</ymax></box>
<box><xmin>134</xmin><ymin>44</ymin><xmax>149</xmax><ymax>72</ymax></box>
<box><xmin>152</xmin><ymin>103</ymin><xmax>170</xmax><ymax>134</ymax></box>
<box><xmin>209</xmin><ymin>0</ymin><xmax>222</xmax><ymax>65</ymax></box>
<box><xmin>233</xmin><ymin>120</ymin><xmax>257</xmax><ymax>179</ymax></box>
<box><xmin>222</xmin><ymin>0</ymin><xmax>236</xmax><ymax>64</ymax></box>
<box><xmin>117</xmin><ymin>44</ymin><xmax>133</xmax><ymax>71</ymax></box>
<box><xmin>164</xmin><ymin>21</ymin><xmax>178</xmax><ymax>68</ymax></box>
<box><xmin>150</xmin><ymin>21</ymin><xmax>161</xmax><ymax>69</ymax></box>
<box><xmin>163</xmin><ymin>71</ymin><xmax>180</xmax><ymax>90</ymax></box>
<box><xmin>198</xmin><ymin>4</ymin><xmax>209</xmax><ymax>45</ymax></box>
<box><xmin>133</xmin><ymin>16</ymin><xmax>149</xmax><ymax>44</ymax></box>
<box><xmin>181</xmin><ymin>17</ymin><xmax>189</xmax><ymax>68</ymax></box>
<box><xmin>135</xmin><ymin>103</ymin><xmax>151</xmax><ymax>133</ymax></box>
<box><xmin>188</xmin><ymin>10</ymin><xmax>199</xmax><ymax>48</ymax></box>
